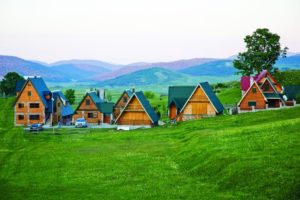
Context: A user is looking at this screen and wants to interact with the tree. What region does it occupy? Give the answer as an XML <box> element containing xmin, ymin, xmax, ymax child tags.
<box><xmin>106</xmin><ymin>92</ymin><xmax>112</xmax><ymax>102</ymax></box>
<box><xmin>233</xmin><ymin>28</ymin><xmax>288</xmax><ymax>75</ymax></box>
<box><xmin>64</xmin><ymin>89</ymin><xmax>75</xmax><ymax>105</ymax></box>
<box><xmin>144</xmin><ymin>91</ymin><xmax>155</xmax><ymax>99</ymax></box>
<box><xmin>0</xmin><ymin>72</ymin><xmax>24</xmax><ymax>96</ymax></box>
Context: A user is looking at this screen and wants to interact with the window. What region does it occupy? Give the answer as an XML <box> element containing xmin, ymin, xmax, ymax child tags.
<box><xmin>18</xmin><ymin>103</ymin><xmax>24</xmax><ymax>108</ymax></box>
<box><xmin>18</xmin><ymin>115</ymin><xmax>24</xmax><ymax>120</ymax></box>
<box><xmin>30</xmin><ymin>103</ymin><xmax>39</xmax><ymax>108</ymax></box>
<box><xmin>57</xmin><ymin>102</ymin><xmax>60</xmax><ymax>107</ymax></box>
<box><xmin>28</xmin><ymin>91</ymin><xmax>32</xmax><ymax>96</ymax></box>
<box><xmin>88</xmin><ymin>113</ymin><xmax>94</xmax><ymax>118</ymax></box>
<box><xmin>86</xmin><ymin>99</ymin><xmax>90</xmax><ymax>105</ymax></box>
<box><xmin>252</xmin><ymin>88</ymin><xmax>256</xmax><ymax>93</ymax></box>
<box><xmin>264</xmin><ymin>85</ymin><xmax>269</xmax><ymax>91</ymax></box>
<box><xmin>123</xmin><ymin>97</ymin><xmax>128</xmax><ymax>103</ymax></box>
<box><xmin>29</xmin><ymin>115</ymin><xmax>39</xmax><ymax>120</ymax></box>
<box><xmin>248</xmin><ymin>101</ymin><xmax>256</xmax><ymax>107</ymax></box>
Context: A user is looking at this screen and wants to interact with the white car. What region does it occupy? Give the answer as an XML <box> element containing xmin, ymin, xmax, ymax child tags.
<box><xmin>75</xmin><ymin>118</ymin><xmax>88</xmax><ymax>128</ymax></box>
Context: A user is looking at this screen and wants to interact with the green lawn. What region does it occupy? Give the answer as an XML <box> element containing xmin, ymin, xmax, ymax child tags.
<box><xmin>0</xmin><ymin>98</ymin><xmax>299</xmax><ymax>199</ymax></box>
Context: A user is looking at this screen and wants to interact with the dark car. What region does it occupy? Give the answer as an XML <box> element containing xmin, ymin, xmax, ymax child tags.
<box><xmin>30</xmin><ymin>123</ymin><xmax>43</xmax><ymax>131</ymax></box>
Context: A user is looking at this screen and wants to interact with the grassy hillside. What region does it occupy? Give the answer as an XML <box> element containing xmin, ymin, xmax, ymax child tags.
<box><xmin>0</xmin><ymin>98</ymin><xmax>299</xmax><ymax>199</ymax></box>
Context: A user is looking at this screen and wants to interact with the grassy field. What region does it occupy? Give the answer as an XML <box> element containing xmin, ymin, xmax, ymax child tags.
<box><xmin>0</xmin><ymin>97</ymin><xmax>299</xmax><ymax>199</ymax></box>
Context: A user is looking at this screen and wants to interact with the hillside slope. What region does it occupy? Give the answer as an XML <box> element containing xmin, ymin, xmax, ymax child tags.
<box><xmin>0</xmin><ymin>98</ymin><xmax>299</xmax><ymax>199</ymax></box>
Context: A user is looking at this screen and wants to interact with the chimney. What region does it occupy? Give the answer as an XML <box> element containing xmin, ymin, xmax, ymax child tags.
<box><xmin>97</xmin><ymin>89</ymin><xmax>105</xmax><ymax>100</ymax></box>
<box><xmin>250</xmin><ymin>77</ymin><xmax>254</xmax><ymax>85</ymax></box>
<box><xmin>132</xmin><ymin>88</ymin><xmax>135</xmax><ymax>93</ymax></box>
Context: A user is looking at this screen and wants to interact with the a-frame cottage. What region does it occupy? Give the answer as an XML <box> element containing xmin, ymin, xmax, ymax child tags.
<box><xmin>115</xmin><ymin>91</ymin><xmax>159</xmax><ymax>128</ymax></box>
<box><xmin>168</xmin><ymin>82</ymin><xmax>224</xmax><ymax>121</ymax></box>
<box><xmin>73</xmin><ymin>91</ymin><xmax>114</xmax><ymax>124</ymax></box>
<box><xmin>14</xmin><ymin>77</ymin><xmax>74</xmax><ymax>126</ymax></box>
<box><xmin>238</xmin><ymin>70</ymin><xmax>285</xmax><ymax>111</ymax></box>
<box><xmin>113</xmin><ymin>89</ymin><xmax>133</xmax><ymax>119</ymax></box>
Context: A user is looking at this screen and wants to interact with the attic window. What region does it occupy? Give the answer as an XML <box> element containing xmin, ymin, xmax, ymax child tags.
<box><xmin>86</xmin><ymin>99</ymin><xmax>90</xmax><ymax>105</ymax></box>
<box><xmin>264</xmin><ymin>85</ymin><xmax>269</xmax><ymax>91</ymax></box>
<box><xmin>28</xmin><ymin>91</ymin><xmax>32</xmax><ymax>96</ymax></box>
<box><xmin>57</xmin><ymin>102</ymin><xmax>60</xmax><ymax>107</ymax></box>
<box><xmin>123</xmin><ymin>97</ymin><xmax>128</xmax><ymax>103</ymax></box>
<box><xmin>252</xmin><ymin>88</ymin><xmax>256</xmax><ymax>94</ymax></box>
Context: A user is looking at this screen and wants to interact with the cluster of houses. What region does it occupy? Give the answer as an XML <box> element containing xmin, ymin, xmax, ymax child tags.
<box><xmin>14</xmin><ymin>70</ymin><xmax>298</xmax><ymax>128</ymax></box>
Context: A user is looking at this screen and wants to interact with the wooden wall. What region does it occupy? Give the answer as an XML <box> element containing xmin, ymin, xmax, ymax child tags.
<box><xmin>73</xmin><ymin>95</ymin><xmax>103</xmax><ymax>124</ymax></box>
<box><xmin>117</xmin><ymin>96</ymin><xmax>152</xmax><ymax>125</ymax></box>
<box><xmin>113</xmin><ymin>92</ymin><xmax>129</xmax><ymax>119</ymax></box>
<box><xmin>240</xmin><ymin>84</ymin><xmax>266</xmax><ymax>110</ymax></box>
<box><xmin>258</xmin><ymin>73</ymin><xmax>282</xmax><ymax>93</ymax></box>
<box><xmin>169</xmin><ymin>103</ymin><xmax>177</xmax><ymax>120</ymax></box>
<box><xmin>177</xmin><ymin>86</ymin><xmax>216</xmax><ymax>121</ymax></box>
<box><xmin>261</xmin><ymin>80</ymin><xmax>276</xmax><ymax>93</ymax></box>
<box><xmin>15</xmin><ymin>81</ymin><xmax>45</xmax><ymax>125</ymax></box>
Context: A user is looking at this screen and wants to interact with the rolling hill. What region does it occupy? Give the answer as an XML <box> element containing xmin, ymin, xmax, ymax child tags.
<box><xmin>91</xmin><ymin>58</ymin><xmax>216</xmax><ymax>81</ymax></box>
<box><xmin>98</xmin><ymin>67</ymin><xmax>193</xmax><ymax>86</ymax></box>
<box><xmin>179</xmin><ymin>59</ymin><xmax>236</xmax><ymax>76</ymax></box>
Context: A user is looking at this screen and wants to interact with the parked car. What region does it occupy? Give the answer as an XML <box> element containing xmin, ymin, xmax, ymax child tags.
<box><xmin>75</xmin><ymin>118</ymin><xmax>88</xmax><ymax>128</ymax></box>
<box><xmin>30</xmin><ymin>123</ymin><xmax>43</xmax><ymax>131</ymax></box>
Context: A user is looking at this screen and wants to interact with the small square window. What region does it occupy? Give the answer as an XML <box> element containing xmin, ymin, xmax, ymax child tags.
<box><xmin>18</xmin><ymin>115</ymin><xmax>24</xmax><ymax>120</ymax></box>
<box><xmin>18</xmin><ymin>103</ymin><xmax>24</xmax><ymax>108</ymax></box>
<box><xmin>123</xmin><ymin>97</ymin><xmax>128</xmax><ymax>103</ymax></box>
<box><xmin>264</xmin><ymin>85</ymin><xmax>269</xmax><ymax>91</ymax></box>
<box><xmin>248</xmin><ymin>101</ymin><xmax>256</xmax><ymax>107</ymax></box>
<box><xmin>28</xmin><ymin>91</ymin><xmax>32</xmax><ymax>96</ymax></box>
<box><xmin>252</xmin><ymin>88</ymin><xmax>256</xmax><ymax>93</ymax></box>
<box><xmin>86</xmin><ymin>99</ymin><xmax>90</xmax><ymax>105</ymax></box>
<box><xmin>88</xmin><ymin>113</ymin><xmax>93</xmax><ymax>118</ymax></box>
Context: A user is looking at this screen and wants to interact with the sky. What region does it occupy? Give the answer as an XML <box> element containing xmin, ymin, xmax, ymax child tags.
<box><xmin>0</xmin><ymin>0</ymin><xmax>300</xmax><ymax>64</ymax></box>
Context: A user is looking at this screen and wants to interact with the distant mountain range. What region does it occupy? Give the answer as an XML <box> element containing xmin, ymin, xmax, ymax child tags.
<box><xmin>1</xmin><ymin>54</ymin><xmax>300</xmax><ymax>86</ymax></box>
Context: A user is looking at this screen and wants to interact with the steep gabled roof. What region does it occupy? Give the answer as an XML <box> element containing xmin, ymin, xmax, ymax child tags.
<box><xmin>168</xmin><ymin>86</ymin><xmax>195</xmax><ymax>111</ymax></box>
<box><xmin>15</xmin><ymin>77</ymin><xmax>51</xmax><ymax>110</ymax></box>
<box><xmin>238</xmin><ymin>81</ymin><xmax>267</xmax><ymax>106</ymax></box>
<box><xmin>261</xmin><ymin>77</ymin><xmax>279</xmax><ymax>94</ymax></box>
<box><xmin>52</xmin><ymin>90</ymin><xmax>74</xmax><ymax>116</ymax></box>
<box><xmin>178</xmin><ymin>82</ymin><xmax>224</xmax><ymax>114</ymax></box>
<box><xmin>254</xmin><ymin>70</ymin><xmax>268</xmax><ymax>82</ymax></box>
<box><xmin>115</xmin><ymin>91</ymin><xmax>159</xmax><ymax>124</ymax></box>
<box><xmin>97</xmin><ymin>102</ymin><xmax>114</xmax><ymax>114</ymax></box>
<box><xmin>114</xmin><ymin>89</ymin><xmax>133</xmax><ymax>107</ymax></box>
<box><xmin>16</xmin><ymin>80</ymin><xmax>26</xmax><ymax>93</ymax></box>
<box><xmin>199</xmin><ymin>82</ymin><xmax>224</xmax><ymax>113</ymax></box>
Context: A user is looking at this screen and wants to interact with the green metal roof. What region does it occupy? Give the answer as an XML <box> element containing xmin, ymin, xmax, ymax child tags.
<box><xmin>97</xmin><ymin>102</ymin><xmax>114</xmax><ymax>114</ymax></box>
<box><xmin>168</xmin><ymin>86</ymin><xmax>195</xmax><ymax>112</ymax></box>
<box><xmin>135</xmin><ymin>91</ymin><xmax>159</xmax><ymax>123</ymax></box>
<box><xmin>199</xmin><ymin>82</ymin><xmax>224</xmax><ymax>113</ymax></box>
<box><xmin>168</xmin><ymin>83</ymin><xmax>224</xmax><ymax>114</ymax></box>
<box><xmin>263</xmin><ymin>93</ymin><xmax>282</xmax><ymax>99</ymax></box>
<box><xmin>284</xmin><ymin>85</ymin><xmax>300</xmax><ymax>100</ymax></box>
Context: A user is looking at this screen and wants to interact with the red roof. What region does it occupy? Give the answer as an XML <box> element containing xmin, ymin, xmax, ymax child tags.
<box><xmin>254</xmin><ymin>70</ymin><xmax>268</xmax><ymax>82</ymax></box>
<box><xmin>241</xmin><ymin>76</ymin><xmax>251</xmax><ymax>92</ymax></box>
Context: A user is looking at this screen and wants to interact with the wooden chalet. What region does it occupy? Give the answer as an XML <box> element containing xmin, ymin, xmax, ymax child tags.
<box><xmin>114</xmin><ymin>91</ymin><xmax>159</xmax><ymax>127</ymax></box>
<box><xmin>14</xmin><ymin>77</ymin><xmax>74</xmax><ymax>126</ymax></box>
<box><xmin>73</xmin><ymin>91</ymin><xmax>114</xmax><ymax>124</ymax></box>
<box><xmin>113</xmin><ymin>89</ymin><xmax>133</xmax><ymax>119</ymax></box>
<box><xmin>168</xmin><ymin>82</ymin><xmax>224</xmax><ymax>121</ymax></box>
<box><xmin>238</xmin><ymin>70</ymin><xmax>285</xmax><ymax>111</ymax></box>
<box><xmin>52</xmin><ymin>91</ymin><xmax>74</xmax><ymax>125</ymax></box>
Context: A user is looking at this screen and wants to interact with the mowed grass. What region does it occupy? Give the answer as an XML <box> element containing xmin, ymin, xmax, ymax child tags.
<box><xmin>0</xmin><ymin>98</ymin><xmax>300</xmax><ymax>199</ymax></box>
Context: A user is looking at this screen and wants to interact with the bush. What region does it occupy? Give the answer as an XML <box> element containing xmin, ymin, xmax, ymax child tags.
<box><xmin>144</xmin><ymin>91</ymin><xmax>155</xmax><ymax>99</ymax></box>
